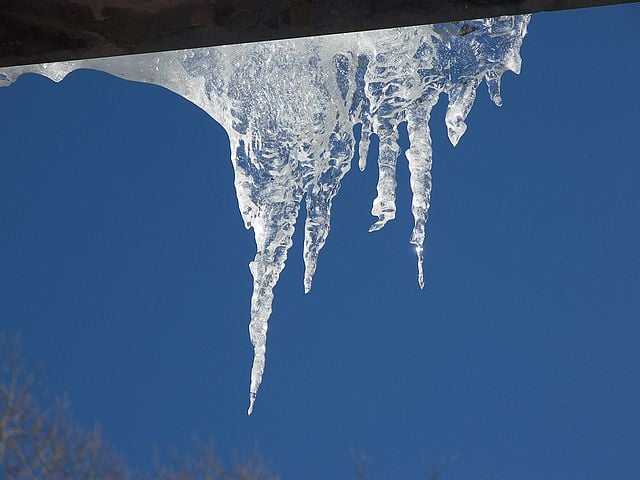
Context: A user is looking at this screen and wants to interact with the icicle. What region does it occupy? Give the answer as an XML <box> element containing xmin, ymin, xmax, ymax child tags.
<box><xmin>406</xmin><ymin>92</ymin><xmax>438</xmax><ymax>288</ymax></box>
<box><xmin>246</xmin><ymin>176</ymin><xmax>304</xmax><ymax>414</ymax></box>
<box><xmin>0</xmin><ymin>15</ymin><xmax>531</xmax><ymax>413</ymax></box>
<box><xmin>358</xmin><ymin>123</ymin><xmax>371</xmax><ymax>171</ymax></box>
<box><xmin>485</xmin><ymin>70</ymin><xmax>503</xmax><ymax>107</ymax></box>
<box><xmin>445</xmin><ymin>78</ymin><xmax>480</xmax><ymax>147</ymax></box>
<box><xmin>369</xmin><ymin>120</ymin><xmax>401</xmax><ymax>232</ymax></box>
<box><xmin>303</xmin><ymin>130</ymin><xmax>354</xmax><ymax>294</ymax></box>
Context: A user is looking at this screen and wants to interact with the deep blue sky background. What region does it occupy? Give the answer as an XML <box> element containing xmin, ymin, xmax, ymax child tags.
<box><xmin>1</xmin><ymin>5</ymin><xmax>639</xmax><ymax>480</ymax></box>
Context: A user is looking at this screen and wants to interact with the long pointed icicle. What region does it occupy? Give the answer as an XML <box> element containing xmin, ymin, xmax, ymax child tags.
<box><xmin>248</xmin><ymin>194</ymin><xmax>303</xmax><ymax>414</ymax></box>
<box><xmin>406</xmin><ymin>93</ymin><xmax>438</xmax><ymax>288</ymax></box>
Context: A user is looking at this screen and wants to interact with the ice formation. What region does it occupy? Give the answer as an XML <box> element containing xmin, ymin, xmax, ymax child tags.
<box><xmin>0</xmin><ymin>16</ymin><xmax>530</xmax><ymax>414</ymax></box>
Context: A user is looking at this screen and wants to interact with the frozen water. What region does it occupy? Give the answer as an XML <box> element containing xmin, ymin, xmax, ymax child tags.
<box><xmin>0</xmin><ymin>16</ymin><xmax>530</xmax><ymax>413</ymax></box>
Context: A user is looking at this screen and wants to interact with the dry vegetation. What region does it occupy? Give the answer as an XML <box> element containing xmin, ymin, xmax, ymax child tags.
<box><xmin>1</xmin><ymin>334</ymin><xmax>453</xmax><ymax>480</ymax></box>
<box><xmin>0</xmin><ymin>334</ymin><xmax>278</xmax><ymax>480</ymax></box>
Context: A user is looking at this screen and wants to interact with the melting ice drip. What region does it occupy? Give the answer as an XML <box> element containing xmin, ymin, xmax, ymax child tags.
<box><xmin>0</xmin><ymin>16</ymin><xmax>530</xmax><ymax>414</ymax></box>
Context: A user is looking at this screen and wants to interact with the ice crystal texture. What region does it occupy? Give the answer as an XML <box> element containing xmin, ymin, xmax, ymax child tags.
<box><xmin>0</xmin><ymin>16</ymin><xmax>530</xmax><ymax>413</ymax></box>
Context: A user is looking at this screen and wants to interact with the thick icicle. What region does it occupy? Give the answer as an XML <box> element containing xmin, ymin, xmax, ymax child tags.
<box><xmin>247</xmin><ymin>198</ymin><xmax>302</xmax><ymax>414</ymax></box>
<box><xmin>0</xmin><ymin>16</ymin><xmax>531</xmax><ymax>412</ymax></box>
<box><xmin>369</xmin><ymin>120</ymin><xmax>401</xmax><ymax>232</ymax></box>
<box><xmin>302</xmin><ymin>129</ymin><xmax>354</xmax><ymax>294</ymax></box>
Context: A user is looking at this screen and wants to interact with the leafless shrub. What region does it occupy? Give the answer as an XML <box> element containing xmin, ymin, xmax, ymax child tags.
<box><xmin>349</xmin><ymin>448</ymin><xmax>458</xmax><ymax>480</ymax></box>
<box><xmin>2</xmin><ymin>332</ymin><xmax>457</xmax><ymax>480</ymax></box>
<box><xmin>420</xmin><ymin>453</ymin><xmax>458</xmax><ymax>480</ymax></box>
<box><xmin>0</xmin><ymin>334</ymin><xmax>128</xmax><ymax>479</ymax></box>
<box><xmin>0</xmin><ymin>334</ymin><xmax>280</xmax><ymax>480</ymax></box>
<box><xmin>350</xmin><ymin>448</ymin><xmax>371</xmax><ymax>480</ymax></box>
<box><xmin>145</xmin><ymin>437</ymin><xmax>280</xmax><ymax>480</ymax></box>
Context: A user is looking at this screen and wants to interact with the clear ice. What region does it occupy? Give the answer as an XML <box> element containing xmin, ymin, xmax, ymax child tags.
<box><xmin>0</xmin><ymin>16</ymin><xmax>530</xmax><ymax>414</ymax></box>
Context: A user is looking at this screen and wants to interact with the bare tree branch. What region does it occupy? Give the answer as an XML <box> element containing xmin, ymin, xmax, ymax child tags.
<box><xmin>0</xmin><ymin>334</ymin><xmax>128</xmax><ymax>480</ymax></box>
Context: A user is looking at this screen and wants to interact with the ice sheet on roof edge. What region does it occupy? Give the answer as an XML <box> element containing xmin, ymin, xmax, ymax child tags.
<box><xmin>0</xmin><ymin>16</ymin><xmax>530</xmax><ymax>414</ymax></box>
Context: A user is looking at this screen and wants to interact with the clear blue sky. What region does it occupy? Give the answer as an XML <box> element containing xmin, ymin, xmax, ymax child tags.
<box><xmin>1</xmin><ymin>4</ymin><xmax>639</xmax><ymax>479</ymax></box>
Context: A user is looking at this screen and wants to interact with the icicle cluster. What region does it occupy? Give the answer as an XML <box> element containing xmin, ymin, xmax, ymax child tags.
<box><xmin>0</xmin><ymin>16</ymin><xmax>530</xmax><ymax>413</ymax></box>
